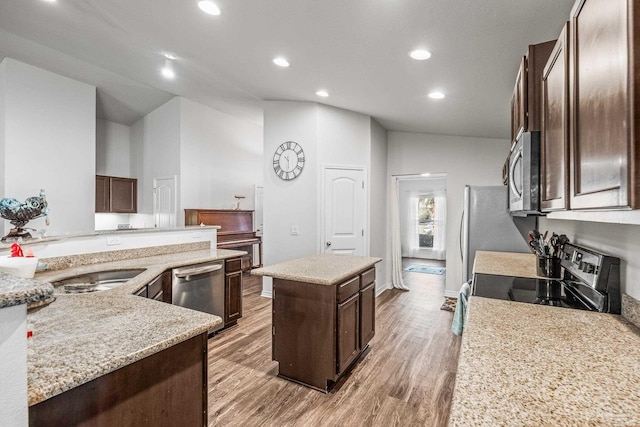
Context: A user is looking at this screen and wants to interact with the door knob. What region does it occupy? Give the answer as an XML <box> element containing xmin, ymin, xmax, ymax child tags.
<box><xmin>325</xmin><ymin>241</ymin><xmax>332</xmax><ymax>247</ymax></box>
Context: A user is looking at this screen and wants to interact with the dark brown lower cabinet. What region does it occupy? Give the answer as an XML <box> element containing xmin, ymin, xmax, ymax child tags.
<box><xmin>224</xmin><ymin>257</ymin><xmax>243</xmax><ymax>327</ymax></box>
<box><xmin>337</xmin><ymin>292</ymin><xmax>360</xmax><ymax>375</ymax></box>
<box><xmin>272</xmin><ymin>267</ymin><xmax>376</xmax><ymax>392</ymax></box>
<box><xmin>359</xmin><ymin>282</ymin><xmax>376</xmax><ymax>349</ymax></box>
<box><xmin>29</xmin><ymin>333</ymin><xmax>208</xmax><ymax>427</ymax></box>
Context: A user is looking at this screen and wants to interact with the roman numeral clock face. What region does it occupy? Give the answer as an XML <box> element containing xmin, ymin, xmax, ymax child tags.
<box><xmin>273</xmin><ymin>141</ymin><xmax>305</xmax><ymax>180</ymax></box>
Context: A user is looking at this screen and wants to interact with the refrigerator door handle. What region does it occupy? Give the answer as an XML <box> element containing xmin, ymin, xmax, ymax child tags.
<box><xmin>459</xmin><ymin>211</ymin><xmax>464</xmax><ymax>260</ymax></box>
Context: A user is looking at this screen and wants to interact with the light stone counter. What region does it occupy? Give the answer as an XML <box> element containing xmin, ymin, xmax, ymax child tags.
<box><xmin>449</xmin><ymin>297</ymin><xmax>640</xmax><ymax>426</ymax></box>
<box><xmin>26</xmin><ymin>247</ymin><xmax>245</xmax><ymax>406</ymax></box>
<box><xmin>252</xmin><ymin>254</ymin><xmax>382</xmax><ymax>285</ymax></box>
<box><xmin>0</xmin><ymin>272</ymin><xmax>53</xmax><ymax>309</ymax></box>
<box><xmin>473</xmin><ymin>250</ymin><xmax>543</xmax><ymax>279</ymax></box>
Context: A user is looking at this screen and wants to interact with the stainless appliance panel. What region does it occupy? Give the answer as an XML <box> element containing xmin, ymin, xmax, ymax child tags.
<box><xmin>172</xmin><ymin>260</ymin><xmax>224</xmax><ymax>332</ymax></box>
<box><xmin>508</xmin><ymin>131</ymin><xmax>541</xmax><ymax>215</ymax></box>
<box><xmin>461</xmin><ymin>185</ymin><xmax>536</xmax><ymax>282</ymax></box>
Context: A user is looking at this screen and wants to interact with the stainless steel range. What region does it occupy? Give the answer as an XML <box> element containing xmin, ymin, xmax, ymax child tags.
<box><xmin>473</xmin><ymin>243</ymin><xmax>621</xmax><ymax>314</ymax></box>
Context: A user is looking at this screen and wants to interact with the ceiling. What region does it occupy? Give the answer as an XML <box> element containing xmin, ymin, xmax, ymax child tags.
<box><xmin>0</xmin><ymin>0</ymin><xmax>575</xmax><ymax>139</ymax></box>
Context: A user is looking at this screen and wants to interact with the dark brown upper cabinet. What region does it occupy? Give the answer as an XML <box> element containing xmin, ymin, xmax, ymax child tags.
<box><xmin>511</xmin><ymin>40</ymin><xmax>556</xmax><ymax>144</ymax></box>
<box><xmin>569</xmin><ymin>0</ymin><xmax>640</xmax><ymax>209</ymax></box>
<box><xmin>95</xmin><ymin>175</ymin><xmax>137</xmax><ymax>213</ymax></box>
<box><xmin>541</xmin><ymin>23</ymin><xmax>570</xmax><ymax>212</ymax></box>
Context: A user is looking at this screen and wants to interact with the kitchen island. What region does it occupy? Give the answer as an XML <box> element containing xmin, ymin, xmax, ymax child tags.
<box><xmin>24</xmin><ymin>245</ymin><xmax>245</xmax><ymax>426</ymax></box>
<box><xmin>449</xmin><ymin>251</ymin><xmax>640</xmax><ymax>426</ymax></box>
<box><xmin>253</xmin><ymin>254</ymin><xmax>381</xmax><ymax>392</ymax></box>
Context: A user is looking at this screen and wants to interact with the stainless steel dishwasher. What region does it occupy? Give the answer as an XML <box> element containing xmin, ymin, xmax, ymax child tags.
<box><xmin>172</xmin><ymin>260</ymin><xmax>224</xmax><ymax>332</ymax></box>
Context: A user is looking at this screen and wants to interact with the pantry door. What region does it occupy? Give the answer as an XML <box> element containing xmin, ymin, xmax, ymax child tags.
<box><xmin>321</xmin><ymin>167</ymin><xmax>367</xmax><ymax>255</ymax></box>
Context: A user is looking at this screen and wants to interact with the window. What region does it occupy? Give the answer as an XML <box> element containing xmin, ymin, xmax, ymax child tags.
<box><xmin>417</xmin><ymin>196</ymin><xmax>435</xmax><ymax>248</ymax></box>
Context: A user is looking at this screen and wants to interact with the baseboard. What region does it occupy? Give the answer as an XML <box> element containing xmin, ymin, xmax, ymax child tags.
<box><xmin>444</xmin><ymin>289</ymin><xmax>459</xmax><ymax>298</ymax></box>
<box><xmin>260</xmin><ymin>289</ymin><xmax>273</xmax><ymax>299</ymax></box>
<box><xmin>375</xmin><ymin>282</ymin><xmax>391</xmax><ymax>297</ymax></box>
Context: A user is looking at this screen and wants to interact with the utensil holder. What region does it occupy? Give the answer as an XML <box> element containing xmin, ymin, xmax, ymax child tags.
<box><xmin>537</xmin><ymin>256</ymin><xmax>561</xmax><ymax>278</ymax></box>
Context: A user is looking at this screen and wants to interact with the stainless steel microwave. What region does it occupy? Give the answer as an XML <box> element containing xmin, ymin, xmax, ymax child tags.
<box><xmin>508</xmin><ymin>131</ymin><xmax>541</xmax><ymax>215</ymax></box>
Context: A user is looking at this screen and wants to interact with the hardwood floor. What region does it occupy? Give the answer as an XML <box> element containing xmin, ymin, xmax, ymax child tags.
<box><xmin>207</xmin><ymin>260</ymin><xmax>461</xmax><ymax>426</ymax></box>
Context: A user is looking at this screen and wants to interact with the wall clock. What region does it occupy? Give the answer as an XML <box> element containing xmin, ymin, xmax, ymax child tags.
<box><xmin>273</xmin><ymin>141</ymin><xmax>305</xmax><ymax>180</ymax></box>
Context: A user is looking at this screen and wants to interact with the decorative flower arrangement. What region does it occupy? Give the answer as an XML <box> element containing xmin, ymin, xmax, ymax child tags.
<box><xmin>0</xmin><ymin>189</ymin><xmax>49</xmax><ymax>242</ymax></box>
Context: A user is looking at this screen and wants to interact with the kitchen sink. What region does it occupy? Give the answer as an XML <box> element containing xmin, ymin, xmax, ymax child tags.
<box><xmin>52</xmin><ymin>268</ymin><xmax>146</xmax><ymax>294</ymax></box>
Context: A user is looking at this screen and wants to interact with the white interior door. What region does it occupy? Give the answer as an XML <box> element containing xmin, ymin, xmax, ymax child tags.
<box><xmin>153</xmin><ymin>176</ymin><xmax>177</xmax><ymax>228</ymax></box>
<box><xmin>322</xmin><ymin>167</ymin><xmax>366</xmax><ymax>255</ymax></box>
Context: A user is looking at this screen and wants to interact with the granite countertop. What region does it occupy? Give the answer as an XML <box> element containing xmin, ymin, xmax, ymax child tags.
<box><xmin>473</xmin><ymin>250</ymin><xmax>543</xmax><ymax>279</ymax></box>
<box><xmin>0</xmin><ymin>272</ymin><xmax>53</xmax><ymax>309</ymax></box>
<box><xmin>26</xmin><ymin>247</ymin><xmax>245</xmax><ymax>406</ymax></box>
<box><xmin>450</xmin><ymin>250</ymin><xmax>640</xmax><ymax>425</ymax></box>
<box><xmin>252</xmin><ymin>254</ymin><xmax>381</xmax><ymax>285</ymax></box>
<box><xmin>449</xmin><ymin>297</ymin><xmax>640</xmax><ymax>426</ymax></box>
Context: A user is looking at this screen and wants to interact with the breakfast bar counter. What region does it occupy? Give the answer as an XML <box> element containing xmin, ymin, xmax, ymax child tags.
<box><xmin>25</xmin><ymin>246</ymin><xmax>244</xmax><ymax>407</ymax></box>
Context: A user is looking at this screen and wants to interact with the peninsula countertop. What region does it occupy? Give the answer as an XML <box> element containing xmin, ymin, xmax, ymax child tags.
<box><xmin>252</xmin><ymin>254</ymin><xmax>382</xmax><ymax>285</ymax></box>
<box><xmin>449</xmin><ymin>251</ymin><xmax>640</xmax><ymax>426</ymax></box>
<box><xmin>26</xmin><ymin>247</ymin><xmax>245</xmax><ymax>406</ymax></box>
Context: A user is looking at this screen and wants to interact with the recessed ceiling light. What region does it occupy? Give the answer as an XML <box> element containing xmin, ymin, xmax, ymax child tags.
<box><xmin>273</xmin><ymin>57</ymin><xmax>290</xmax><ymax>67</ymax></box>
<box><xmin>316</xmin><ymin>90</ymin><xmax>329</xmax><ymax>98</ymax></box>
<box><xmin>163</xmin><ymin>53</ymin><xmax>176</xmax><ymax>60</ymax></box>
<box><xmin>198</xmin><ymin>1</ymin><xmax>220</xmax><ymax>16</ymax></box>
<box><xmin>161</xmin><ymin>59</ymin><xmax>175</xmax><ymax>80</ymax></box>
<box><xmin>428</xmin><ymin>91</ymin><xmax>445</xmax><ymax>99</ymax></box>
<box><xmin>410</xmin><ymin>49</ymin><xmax>432</xmax><ymax>60</ymax></box>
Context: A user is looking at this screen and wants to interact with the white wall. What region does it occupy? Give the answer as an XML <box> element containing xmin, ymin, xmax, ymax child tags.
<box><xmin>369</xmin><ymin>119</ymin><xmax>389</xmax><ymax>293</ymax></box>
<box><xmin>262</xmin><ymin>102</ymin><xmax>380</xmax><ymax>297</ymax></box>
<box><xmin>262</xmin><ymin>101</ymin><xmax>319</xmax><ymax>296</ymax></box>
<box><xmin>318</xmin><ymin>105</ymin><xmax>371</xmax><ymax>166</ymax></box>
<box><xmin>179</xmin><ymin>98</ymin><xmax>263</xmax><ymax>213</ymax></box>
<box><xmin>0</xmin><ymin>58</ymin><xmax>95</xmax><ymax>236</ymax></box>
<box><xmin>130</xmin><ymin>97</ymin><xmax>181</xmax><ymax>217</ymax></box>
<box><xmin>387</xmin><ymin>132</ymin><xmax>509</xmax><ymax>295</ymax></box>
<box><xmin>96</xmin><ymin>119</ymin><xmax>131</xmax><ymax>177</ymax></box>
<box><xmin>539</xmin><ymin>217</ymin><xmax>640</xmax><ymax>301</ymax></box>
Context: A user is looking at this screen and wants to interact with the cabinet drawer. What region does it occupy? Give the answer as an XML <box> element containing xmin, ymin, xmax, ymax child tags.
<box><xmin>225</xmin><ymin>258</ymin><xmax>242</xmax><ymax>274</ymax></box>
<box><xmin>338</xmin><ymin>276</ymin><xmax>360</xmax><ymax>303</ymax></box>
<box><xmin>361</xmin><ymin>268</ymin><xmax>375</xmax><ymax>288</ymax></box>
<box><xmin>147</xmin><ymin>275</ymin><xmax>163</xmax><ymax>300</ymax></box>
<box><xmin>134</xmin><ymin>285</ymin><xmax>147</xmax><ymax>298</ymax></box>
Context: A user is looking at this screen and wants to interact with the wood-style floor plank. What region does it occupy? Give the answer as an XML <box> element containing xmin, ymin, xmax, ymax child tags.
<box><xmin>207</xmin><ymin>258</ymin><xmax>461</xmax><ymax>426</ymax></box>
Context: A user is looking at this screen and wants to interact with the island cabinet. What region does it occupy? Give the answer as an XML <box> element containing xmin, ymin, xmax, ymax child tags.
<box><xmin>271</xmin><ymin>266</ymin><xmax>376</xmax><ymax>392</ymax></box>
<box><xmin>568</xmin><ymin>0</ymin><xmax>640</xmax><ymax>209</ymax></box>
<box><xmin>541</xmin><ymin>23</ymin><xmax>570</xmax><ymax>212</ymax></box>
<box><xmin>28</xmin><ymin>332</ymin><xmax>209</xmax><ymax>426</ymax></box>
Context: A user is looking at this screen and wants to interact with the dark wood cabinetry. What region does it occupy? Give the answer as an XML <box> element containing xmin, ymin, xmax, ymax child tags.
<box><xmin>135</xmin><ymin>270</ymin><xmax>172</xmax><ymax>303</ymax></box>
<box><xmin>29</xmin><ymin>333</ymin><xmax>209</xmax><ymax>426</ymax></box>
<box><xmin>541</xmin><ymin>23</ymin><xmax>570</xmax><ymax>212</ymax></box>
<box><xmin>224</xmin><ymin>257</ymin><xmax>243</xmax><ymax>327</ymax></box>
<box><xmin>272</xmin><ymin>267</ymin><xmax>376</xmax><ymax>392</ymax></box>
<box><xmin>359</xmin><ymin>268</ymin><xmax>376</xmax><ymax>349</ymax></box>
<box><xmin>95</xmin><ymin>175</ymin><xmax>137</xmax><ymax>213</ymax></box>
<box><xmin>185</xmin><ymin>209</ymin><xmax>262</xmax><ymax>270</ymax></box>
<box><xmin>511</xmin><ymin>41</ymin><xmax>556</xmax><ymax>143</ymax></box>
<box><xmin>568</xmin><ymin>0</ymin><xmax>640</xmax><ymax>209</ymax></box>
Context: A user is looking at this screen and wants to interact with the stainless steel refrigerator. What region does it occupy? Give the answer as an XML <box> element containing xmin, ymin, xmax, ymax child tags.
<box><xmin>460</xmin><ymin>185</ymin><xmax>536</xmax><ymax>283</ymax></box>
